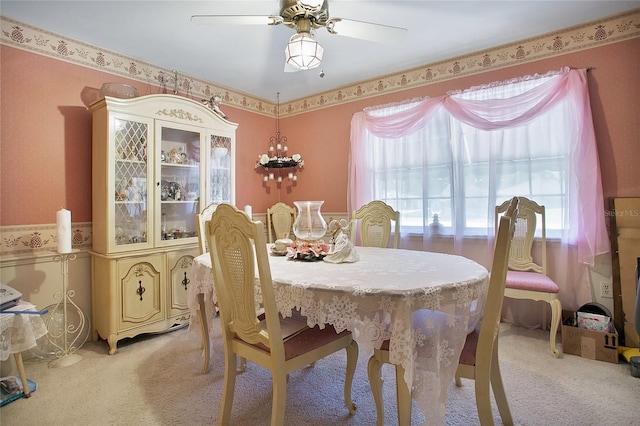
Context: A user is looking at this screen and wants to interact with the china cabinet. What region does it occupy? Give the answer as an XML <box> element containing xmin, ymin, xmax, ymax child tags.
<box><xmin>90</xmin><ymin>94</ymin><xmax>237</xmax><ymax>354</ymax></box>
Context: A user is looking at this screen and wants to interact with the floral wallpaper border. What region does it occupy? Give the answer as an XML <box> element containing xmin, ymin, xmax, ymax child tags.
<box><xmin>1</xmin><ymin>9</ymin><xmax>639</xmax><ymax>118</ymax></box>
<box><xmin>0</xmin><ymin>223</ymin><xmax>92</xmax><ymax>258</ymax></box>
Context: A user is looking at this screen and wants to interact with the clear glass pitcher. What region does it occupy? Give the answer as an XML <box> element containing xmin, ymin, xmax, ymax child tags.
<box><xmin>292</xmin><ymin>200</ymin><xmax>327</xmax><ymax>241</ymax></box>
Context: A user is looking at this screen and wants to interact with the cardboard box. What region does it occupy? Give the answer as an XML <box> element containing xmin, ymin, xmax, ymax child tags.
<box><xmin>562</xmin><ymin>311</ymin><xmax>619</xmax><ymax>363</ymax></box>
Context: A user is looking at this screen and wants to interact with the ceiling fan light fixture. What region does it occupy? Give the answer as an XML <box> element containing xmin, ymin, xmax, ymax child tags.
<box><xmin>298</xmin><ymin>0</ymin><xmax>325</xmax><ymax>10</ymax></box>
<box><xmin>285</xmin><ymin>32</ymin><xmax>324</xmax><ymax>70</ymax></box>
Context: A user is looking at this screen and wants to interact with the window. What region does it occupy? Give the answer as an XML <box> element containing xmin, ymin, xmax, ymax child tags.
<box><xmin>364</xmin><ymin>74</ymin><xmax>570</xmax><ymax>237</ymax></box>
<box><xmin>349</xmin><ymin>68</ymin><xmax>608</xmax><ymax>266</ymax></box>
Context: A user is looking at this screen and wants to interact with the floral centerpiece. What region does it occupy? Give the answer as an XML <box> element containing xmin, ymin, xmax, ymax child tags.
<box><xmin>255</xmin><ymin>153</ymin><xmax>304</xmax><ymax>170</ymax></box>
<box><xmin>286</xmin><ymin>239</ymin><xmax>330</xmax><ymax>261</ymax></box>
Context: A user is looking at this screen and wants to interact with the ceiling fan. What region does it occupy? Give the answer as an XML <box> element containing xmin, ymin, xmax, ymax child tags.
<box><xmin>191</xmin><ymin>0</ymin><xmax>407</xmax><ymax>72</ymax></box>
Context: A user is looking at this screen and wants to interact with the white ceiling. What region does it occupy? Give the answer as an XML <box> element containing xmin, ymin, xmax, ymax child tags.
<box><xmin>2</xmin><ymin>1</ymin><xmax>639</xmax><ymax>103</ymax></box>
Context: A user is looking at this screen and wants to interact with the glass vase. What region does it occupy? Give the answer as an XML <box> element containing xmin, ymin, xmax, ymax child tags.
<box><xmin>292</xmin><ymin>201</ymin><xmax>327</xmax><ymax>241</ymax></box>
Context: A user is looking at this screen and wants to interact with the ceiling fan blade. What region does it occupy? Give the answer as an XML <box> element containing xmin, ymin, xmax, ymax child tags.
<box><xmin>190</xmin><ymin>15</ymin><xmax>283</xmax><ymax>26</ymax></box>
<box><xmin>326</xmin><ymin>18</ymin><xmax>407</xmax><ymax>45</ymax></box>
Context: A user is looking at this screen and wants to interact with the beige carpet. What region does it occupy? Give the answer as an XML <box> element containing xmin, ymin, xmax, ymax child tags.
<box><xmin>1</xmin><ymin>321</ymin><xmax>639</xmax><ymax>425</ymax></box>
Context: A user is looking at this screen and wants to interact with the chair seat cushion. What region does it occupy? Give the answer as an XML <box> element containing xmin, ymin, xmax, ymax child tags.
<box><xmin>505</xmin><ymin>271</ymin><xmax>560</xmax><ymax>293</ymax></box>
<box><xmin>283</xmin><ymin>326</ymin><xmax>352</xmax><ymax>360</ymax></box>
<box><xmin>458</xmin><ymin>328</ymin><xmax>480</xmax><ymax>366</ymax></box>
<box><xmin>241</xmin><ymin>325</ymin><xmax>352</xmax><ymax>361</ymax></box>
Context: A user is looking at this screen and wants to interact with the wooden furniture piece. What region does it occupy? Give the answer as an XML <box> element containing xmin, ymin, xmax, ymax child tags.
<box><xmin>195</xmin><ymin>202</ymin><xmax>217</xmax><ymax>374</ymax></box>
<box><xmin>194</xmin><ymin>202</ymin><xmax>247</xmax><ymax>374</ymax></box>
<box><xmin>367</xmin><ymin>198</ymin><xmax>518</xmax><ymax>426</ymax></box>
<box><xmin>89</xmin><ymin>94</ymin><xmax>237</xmax><ymax>354</ymax></box>
<box><xmin>190</xmin><ymin>244</ymin><xmax>488</xmax><ymax>425</ymax></box>
<box><xmin>205</xmin><ymin>204</ymin><xmax>358</xmax><ymax>425</ymax></box>
<box><xmin>196</xmin><ymin>203</ymin><xmax>219</xmax><ymax>255</ymax></box>
<box><xmin>609</xmin><ymin>197</ymin><xmax>640</xmax><ymax>348</ymax></box>
<box><xmin>454</xmin><ymin>197</ymin><xmax>518</xmax><ymax>426</ymax></box>
<box><xmin>266</xmin><ymin>202</ymin><xmax>296</xmax><ymax>243</ymax></box>
<box><xmin>351</xmin><ymin>200</ymin><xmax>400</xmax><ymax>248</ymax></box>
<box><xmin>497</xmin><ymin>196</ymin><xmax>561</xmax><ymax>357</ymax></box>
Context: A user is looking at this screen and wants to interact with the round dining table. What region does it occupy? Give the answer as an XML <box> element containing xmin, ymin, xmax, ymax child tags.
<box><xmin>188</xmin><ymin>245</ymin><xmax>488</xmax><ymax>425</ymax></box>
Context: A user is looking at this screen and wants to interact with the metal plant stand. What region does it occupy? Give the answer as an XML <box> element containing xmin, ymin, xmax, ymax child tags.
<box><xmin>47</xmin><ymin>250</ymin><xmax>86</xmax><ymax>368</ymax></box>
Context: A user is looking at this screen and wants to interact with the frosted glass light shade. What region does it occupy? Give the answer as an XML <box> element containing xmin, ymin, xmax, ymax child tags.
<box><xmin>285</xmin><ymin>33</ymin><xmax>324</xmax><ymax>70</ymax></box>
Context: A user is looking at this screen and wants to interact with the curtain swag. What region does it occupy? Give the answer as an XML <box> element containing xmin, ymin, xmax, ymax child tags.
<box><xmin>349</xmin><ymin>67</ymin><xmax>609</xmax><ymax>266</ymax></box>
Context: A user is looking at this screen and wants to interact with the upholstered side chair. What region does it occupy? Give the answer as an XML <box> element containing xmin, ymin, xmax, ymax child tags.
<box><xmin>496</xmin><ymin>196</ymin><xmax>562</xmax><ymax>357</ymax></box>
<box><xmin>194</xmin><ymin>203</ymin><xmax>218</xmax><ymax>373</ymax></box>
<box><xmin>196</xmin><ymin>203</ymin><xmax>218</xmax><ymax>255</ymax></box>
<box><xmin>267</xmin><ymin>202</ymin><xmax>296</xmax><ymax>243</ymax></box>
<box><xmin>206</xmin><ymin>203</ymin><xmax>359</xmax><ymax>425</ymax></box>
<box><xmin>351</xmin><ymin>200</ymin><xmax>400</xmax><ymax>248</ymax></box>
<box><xmin>453</xmin><ymin>197</ymin><xmax>518</xmax><ymax>426</ymax></box>
<box><xmin>367</xmin><ymin>197</ymin><xmax>518</xmax><ymax>426</ymax></box>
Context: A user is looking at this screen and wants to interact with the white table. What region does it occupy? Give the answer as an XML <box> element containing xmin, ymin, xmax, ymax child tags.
<box><xmin>189</xmin><ymin>246</ymin><xmax>488</xmax><ymax>425</ymax></box>
<box><xmin>1</xmin><ymin>301</ymin><xmax>48</xmax><ymax>398</ymax></box>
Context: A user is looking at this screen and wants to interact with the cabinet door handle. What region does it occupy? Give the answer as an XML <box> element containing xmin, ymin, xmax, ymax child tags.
<box><xmin>182</xmin><ymin>272</ymin><xmax>190</xmax><ymax>290</ymax></box>
<box><xmin>136</xmin><ymin>280</ymin><xmax>146</xmax><ymax>301</ymax></box>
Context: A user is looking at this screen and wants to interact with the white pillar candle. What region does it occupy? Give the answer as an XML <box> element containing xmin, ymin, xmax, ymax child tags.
<box><xmin>277</xmin><ymin>176</ymin><xmax>282</xmax><ymax>182</ymax></box>
<box><xmin>263</xmin><ymin>176</ymin><xmax>269</xmax><ymax>182</ymax></box>
<box><xmin>269</xmin><ymin>173</ymin><xmax>274</xmax><ymax>180</ymax></box>
<box><xmin>56</xmin><ymin>209</ymin><xmax>72</xmax><ymax>253</ymax></box>
<box><xmin>288</xmin><ymin>172</ymin><xmax>294</xmax><ymax>179</ymax></box>
<box><xmin>244</xmin><ymin>205</ymin><xmax>252</xmax><ymax>218</ymax></box>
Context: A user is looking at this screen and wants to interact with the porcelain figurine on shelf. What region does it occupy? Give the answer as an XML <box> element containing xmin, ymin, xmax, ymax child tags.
<box><xmin>203</xmin><ymin>95</ymin><xmax>227</xmax><ymax>119</ymax></box>
<box><xmin>324</xmin><ymin>219</ymin><xmax>359</xmax><ymax>264</ymax></box>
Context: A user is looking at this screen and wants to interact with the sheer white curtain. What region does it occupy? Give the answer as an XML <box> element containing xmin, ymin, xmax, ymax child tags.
<box><xmin>349</xmin><ymin>67</ymin><xmax>610</xmax><ymax>308</ymax></box>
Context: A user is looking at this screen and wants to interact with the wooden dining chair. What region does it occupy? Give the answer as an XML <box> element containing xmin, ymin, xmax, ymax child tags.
<box><xmin>194</xmin><ymin>203</ymin><xmax>218</xmax><ymax>374</ymax></box>
<box><xmin>496</xmin><ymin>196</ymin><xmax>562</xmax><ymax>357</ymax></box>
<box><xmin>351</xmin><ymin>200</ymin><xmax>400</xmax><ymax>248</ymax></box>
<box><xmin>367</xmin><ymin>197</ymin><xmax>518</xmax><ymax>426</ymax></box>
<box><xmin>195</xmin><ymin>202</ymin><xmax>247</xmax><ymax>374</ymax></box>
<box><xmin>205</xmin><ymin>203</ymin><xmax>359</xmax><ymax>425</ymax></box>
<box><xmin>196</xmin><ymin>203</ymin><xmax>219</xmax><ymax>255</ymax></box>
<box><xmin>454</xmin><ymin>196</ymin><xmax>518</xmax><ymax>426</ymax></box>
<box><xmin>267</xmin><ymin>202</ymin><xmax>296</xmax><ymax>243</ymax></box>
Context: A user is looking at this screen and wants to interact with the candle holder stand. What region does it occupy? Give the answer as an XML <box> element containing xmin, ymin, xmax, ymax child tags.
<box><xmin>47</xmin><ymin>250</ymin><xmax>87</xmax><ymax>368</ymax></box>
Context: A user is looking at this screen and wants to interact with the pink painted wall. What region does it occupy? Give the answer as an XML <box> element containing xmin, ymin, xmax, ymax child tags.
<box><xmin>2</xmin><ymin>38</ymin><xmax>639</xmax><ymax>227</ymax></box>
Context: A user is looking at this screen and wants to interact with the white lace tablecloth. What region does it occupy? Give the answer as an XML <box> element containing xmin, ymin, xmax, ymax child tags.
<box><xmin>189</xmin><ymin>246</ymin><xmax>488</xmax><ymax>425</ymax></box>
<box><xmin>1</xmin><ymin>301</ymin><xmax>48</xmax><ymax>361</ymax></box>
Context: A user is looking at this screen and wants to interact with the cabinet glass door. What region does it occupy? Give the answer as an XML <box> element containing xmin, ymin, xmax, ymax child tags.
<box><xmin>159</xmin><ymin>125</ymin><xmax>201</xmax><ymax>243</ymax></box>
<box><xmin>114</xmin><ymin>117</ymin><xmax>149</xmax><ymax>247</ymax></box>
<box><xmin>209</xmin><ymin>134</ymin><xmax>232</xmax><ymax>204</ymax></box>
